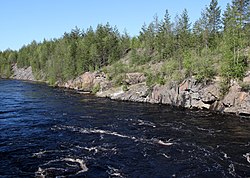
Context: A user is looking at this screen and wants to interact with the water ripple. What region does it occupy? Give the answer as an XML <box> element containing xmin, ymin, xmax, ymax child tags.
<box><xmin>0</xmin><ymin>79</ymin><xmax>249</xmax><ymax>177</ymax></box>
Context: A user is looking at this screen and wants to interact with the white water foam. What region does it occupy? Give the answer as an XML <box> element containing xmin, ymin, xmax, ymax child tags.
<box><xmin>32</xmin><ymin>150</ymin><xmax>47</xmax><ymax>158</ymax></box>
<box><xmin>224</xmin><ymin>153</ymin><xmax>230</xmax><ymax>159</ymax></box>
<box><xmin>35</xmin><ymin>157</ymin><xmax>88</xmax><ymax>177</ymax></box>
<box><xmin>157</xmin><ymin>139</ymin><xmax>174</xmax><ymax>146</ymax></box>
<box><xmin>76</xmin><ymin>145</ymin><xmax>117</xmax><ymax>155</ymax></box>
<box><xmin>32</xmin><ymin>149</ymin><xmax>66</xmax><ymax>158</ymax></box>
<box><xmin>107</xmin><ymin>166</ymin><xmax>124</xmax><ymax>178</ymax></box>
<box><xmin>137</xmin><ymin>119</ymin><xmax>156</xmax><ymax>128</ymax></box>
<box><xmin>52</xmin><ymin>125</ymin><xmax>175</xmax><ymax>147</ymax></box>
<box><xmin>218</xmin><ymin>151</ymin><xmax>230</xmax><ymax>160</ymax></box>
<box><xmin>80</xmin><ymin>115</ymin><xmax>94</xmax><ymax>119</ymax></box>
<box><xmin>162</xmin><ymin>153</ymin><xmax>171</xmax><ymax>158</ymax></box>
<box><xmin>63</xmin><ymin>158</ymin><xmax>88</xmax><ymax>174</ymax></box>
<box><xmin>228</xmin><ymin>163</ymin><xmax>236</xmax><ymax>177</ymax></box>
<box><xmin>243</xmin><ymin>153</ymin><xmax>250</xmax><ymax>163</ymax></box>
<box><xmin>35</xmin><ymin>167</ymin><xmax>45</xmax><ymax>178</ymax></box>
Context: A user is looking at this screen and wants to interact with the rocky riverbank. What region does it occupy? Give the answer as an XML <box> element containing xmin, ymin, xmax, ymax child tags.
<box><xmin>9</xmin><ymin>64</ymin><xmax>250</xmax><ymax>116</ymax></box>
<box><xmin>59</xmin><ymin>71</ymin><xmax>250</xmax><ymax>116</ymax></box>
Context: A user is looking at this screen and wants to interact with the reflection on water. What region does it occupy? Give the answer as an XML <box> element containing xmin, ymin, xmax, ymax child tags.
<box><xmin>0</xmin><ymin>79</ymin><xmax>249</xmax><ymax>177</ymax></box>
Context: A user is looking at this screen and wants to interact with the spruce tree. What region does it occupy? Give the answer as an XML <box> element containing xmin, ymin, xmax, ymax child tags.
<box><xmin>221</xmin><ymin>2</ymin><xmax>247</xmax><ymax>80</ymax></box>
<box><xmin>157</xmin><ymin>10</ymin><xmax>174</xmax><ymax>59</ymax></box>
<box><xmin>206</xmin><ymin>0</ymin><xmax>221</xmax><ymax>33</ymax></box>
<box><xmin>206</xmin><ymin>0</ymin><xmax>221</xmax><ymax>48</ymax></box>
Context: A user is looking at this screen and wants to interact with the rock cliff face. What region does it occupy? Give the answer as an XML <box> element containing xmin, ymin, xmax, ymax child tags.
<box><xmin>9</xmin><ymin>64</ymin><xmax>250</xmax><ymax>116</ymax></box>
<box><xmin>61</xmin><ymin>71</ymin><xmax>250</xmax><ymax>116</ymax></box>
<box><xmin>11</xmin><ymin>64</ymin><xmax>35</xmax><ymax>81</ymax></box>
<box><xmin>60</xmin><ymin>72</ymin><xmax>112</xmax><ymax>92</ymax></box>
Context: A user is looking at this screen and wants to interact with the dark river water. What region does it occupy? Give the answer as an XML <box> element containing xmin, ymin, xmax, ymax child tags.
<box><xmin>0</xmin><ymin>79</ymin><xmax>249</xmax><ymax>178</ymax></box>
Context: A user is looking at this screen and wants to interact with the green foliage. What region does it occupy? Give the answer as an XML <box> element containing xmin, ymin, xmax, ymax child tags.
<box><xmin>122</xmin><ymin>84</ymin><xmax>129</xmax><ymax>91</ymax></box>
<box><xmin>0</xmin><ymin>50</ymin><xmax>15</xmax><ymax>78</ymax></box>
<box><xmin>145</xmin><ymin>72</ymin><xmax>154</xmax><ymax>87</ymax></box>
<box><xmin>220</xmin><ymin>46</ymin><xmax>247</xmax><ymax>80</ymax></box>
<box><xmin>157</xmin><ymin>75</ymin><xmax>166</xmax><ymax>85</ymax></box>
<box><xmin>183</xmin><ymin>51</ymin><xmax>195</xmax><ymax>77</ymax></box>
<box><xmin>183</xmin><ymin>49</ymin><xmax>216</xmax><ymax>82</ymax></box>
<box><xmin>160</xmin><ymin>59</ymin><xmax>185</xmax><ymax>84</ymax></box>
<box><xmin>161</xmin><ymin>59</ymin><xmax>178</xmax><ymax>72</ymax></box>
<box><xmin>145</xmin><ymin>72</ymin><xmax>166</xmax><ymax>87</ymax></box>
<box><xmin>219</xmin><ymin>79</ymin><xmax>230</xmax><ymax>97</ymax></box>
<box><xmin>156</xmin><ymin>10</ymin><xmax>174</xmax><ymax>59</ymax></box>
<box><xmin>104</xmin><ymin>61</ymin><xmax>129</xmax><ymax>86</ymax></box>
<box><xmin>109</xmin><ymin>61</ymin><xmax>128</xmax><ymax>76</ymax></box>
<box><xmin>0</xmin><ymin>23</ymin><xmax>131</xmax><ymax>84</ymax></box>
<box><xmin>113</xmin><ymin>73</ymin><xmax>126</xmax><ymax>86</ymax></box>
<box><xmin>175</xmin><ymin>9</ymin><xmax>192</xmax><ymax>51</ymax></box>
<box><xmin>219</xmin><ymin>0</ymin><xmax>249</xmax><ymax>81</ymax></box>
<box><xmin>91</xmin><ymin>83</ymin><xmax>101</xmax><ymax>94</ymax></box>
<box><xmin>206</xmin><ymin>0</ymin><xmax>222</xmax><ymax>34</ymax></box>
<box><xmin>0</xmin><ymin>63</ymin><xmax>12</xmax><ymax>78</ymax></box>
<box><xmin>0</xmin><ymin>0</ymin><xmax>249</xmax><ymax>93</ymax></box>
<box><xmin>129</xmin><ymin>49</ymin><xmax>140</xmax><ymax>66</ymax></box>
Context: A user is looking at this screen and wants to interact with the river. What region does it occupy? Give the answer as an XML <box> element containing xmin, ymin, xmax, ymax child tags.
<box><xmin>0</xmin><ymin>79</ymin><xmax>249</xmax><ymax>177</ymax></box>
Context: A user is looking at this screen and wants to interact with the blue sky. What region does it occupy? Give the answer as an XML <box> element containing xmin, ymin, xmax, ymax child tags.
<box><xmin>1</xmin><ymin>0</ymin><xmax>231</xmax><ymax>51</ymax></box>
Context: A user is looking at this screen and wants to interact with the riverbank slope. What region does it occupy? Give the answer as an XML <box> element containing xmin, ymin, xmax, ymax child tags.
<box><xmin>9</xmin><ymin>64</ymin><xmax>250</xmax><ymax>116</ymax></box>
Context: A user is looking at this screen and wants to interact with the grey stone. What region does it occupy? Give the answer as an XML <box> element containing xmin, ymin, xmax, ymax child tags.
<box><xmin>124</xmin><ymin>73</ymin><xmax>146</xmax><ymax>85</ymax></box>
<box><xmin>11</xmin><ymin>64</ymin><xmax>35</xmax><ymax>81</ymax></box>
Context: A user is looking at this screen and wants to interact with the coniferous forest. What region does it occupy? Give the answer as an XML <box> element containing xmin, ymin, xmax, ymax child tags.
<box><xmin>0</xmin><ymin>0</ymin><xmax>249</xmax><ymax>92</ymax></box>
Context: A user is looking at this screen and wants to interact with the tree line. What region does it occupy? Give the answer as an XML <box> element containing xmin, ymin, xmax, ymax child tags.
<box><xmin>0</xmin><ymin>23</ymin><xmax>130</xmax><ymax>84</ymax></box>
<box><xmin>0</xmin><ymin>0</ymin><xmax>249</xmax><ymax>88</ymax></box>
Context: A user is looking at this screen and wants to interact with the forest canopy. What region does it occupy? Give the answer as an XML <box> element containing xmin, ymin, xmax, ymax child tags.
<box><xmin>0</xmin><ymin>0</ymin><xmax>249</xmax><ymax>88</ymax></box>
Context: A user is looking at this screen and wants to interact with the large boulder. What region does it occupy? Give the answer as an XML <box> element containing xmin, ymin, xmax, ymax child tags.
<box><xmin>222</xmin><ymin>84</ymin><xmax>240</xmax><ymax>107</ymax></box>
<box><xmin>111</xmin><ymin>83</ymin><xmax>150</xmax><ymax>102</ymax></box>
<box><xmin>64</xmin><ymin>77</ymin><xmax>83</xmax><ymax>90</ymax></box>
<box><xmin>150</xmin><ymin>84</ymin><xmax>179</xmax><ymax>105</ymax></box>
<box><xmin>210</xmin><ymin>101</ymin><xmax>225</xmax><ymax>112</ymax></box>
<box><xmin>179</xmin><ymin>78</ymin><xmax>199</xmax><ymax>92</ymax></box>
<box><xmin>98</xmin><ymin>81</ymin><xmax>112</xmax><ymax>92</ymax></box>
<box><xmin>63</xmin><ymin>72</ymin><xmax>110</xmax><ymax>92</ymax></box>
<box><xmin>238</xmin><ymin>94</ymin><xmax>250</xmax><ymax>115</ymax></box>
<box><xmin>80</xmin><ymin>72</ymin><xmax>95</xmax><ymax>91</ymax></box>
<box><xmin>96</xmin><ymin>86</ymin><xmax>123</xmax><ymax>98</ymax></box>
<box><xmin>61</xmin><ymin>70</ymin><xmax>250</xmax><ymax>116</ymax></box>
<box><xmin>222</xmin><ymin>84</ymin><xmax>250</xmax><ymax>115</ymax></box>
<box><xmin>178</xmin><ymin>79</ymin><xmax>221</xmax><ymax>109</ymax></box>
<box><xmin>199</xmin><ymin>83</ymin><xmax>220</xmax><ymax>104</ymax></box>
